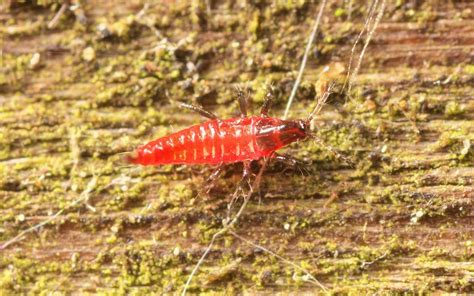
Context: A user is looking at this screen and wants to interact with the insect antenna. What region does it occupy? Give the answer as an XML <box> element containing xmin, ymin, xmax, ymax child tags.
<box><xmin>306</xmin><ymin>82</ymin><xmax>334</xmax><ymax>124</ymax></box>
<box><xmin>342</xmin><ymin>0</ymin><xmax>386</xmax><ymax>98</ymax></box>
<box><xmin>305</xmin><ymin>83</ymin><xmax>355</xmax><ymax>167</ymax></box>
<box><xmin>341</xmin><ymin>0</ymin><xmax>377</xmax><ymax>95</ymax></box>
<box><xmin>310</xmin><ymin>134</ymin><xmax>355</xmax><ymax>168</ymax></box>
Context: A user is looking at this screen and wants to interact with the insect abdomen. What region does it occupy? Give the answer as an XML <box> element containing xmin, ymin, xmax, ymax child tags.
<box><xmin>128</xmin><ymin>117</ymin><xmax>265</xmax><ymax>165</ymax></box>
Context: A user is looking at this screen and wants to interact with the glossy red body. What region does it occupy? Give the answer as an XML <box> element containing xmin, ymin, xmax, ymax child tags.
<box><xmin>128</xmin><ymin>115</ymin><xmax>307</xmax><ymax>165</ymax></box>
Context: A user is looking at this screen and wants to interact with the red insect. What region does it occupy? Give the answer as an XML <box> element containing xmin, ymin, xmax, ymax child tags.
<box><xmin>125</xmin><ymin>87</ymin><xmax>329</xmax><ymax>170</ymax></box>
<box><xmin>126</xmin><ymin>87</ymin><xmax>335</xmax><ymax>294</ymax></box>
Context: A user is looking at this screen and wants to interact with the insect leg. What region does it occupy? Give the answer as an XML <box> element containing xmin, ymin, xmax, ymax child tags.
<box><xmin>260</xmin><ymin>86</ymin><xmax>274</xmax><ymax>117</ymax></box>
<box><xmin>242</xmin><ymin>160</ymin><xmax>252</xmax><ymax>179</ymax></box>
<box><xmin>227</xmin><ymin>161</ymin><xmax>251</xmax><ymax>217</ymax></box>
<box><xmin>253</xmin><ymin>156</ymin><xmax>270</xmax><ymax>197</ymax></box>
<box><xmin>236</xmin><ymin>86</ymin><xmax>249</xmax><ymax>117</ymax></box>
<box><xmin>179</xmin><ymin>102</ymin><xmax>218</xmax><ymax>120</ymax></box>
<box><xmin>200</xmin><ymin>164</ymin><xmax>226</xmax><ymax>195</ymax></box>
<box><xmin>274</xmin><ymin>153</ymin><xmax>311</xmax><ymax>176</ymax></box>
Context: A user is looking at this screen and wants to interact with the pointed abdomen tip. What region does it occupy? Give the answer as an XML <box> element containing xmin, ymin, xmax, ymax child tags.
<box><xmin>116</xmin><ymin>151</ymin><xmax>140</xmax><ymax>165</ymax></box>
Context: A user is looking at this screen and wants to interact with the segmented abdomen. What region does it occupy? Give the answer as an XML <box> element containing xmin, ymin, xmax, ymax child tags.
<box><xmin>130</xmin><ymin>116</ymin><xmax>268</xmax><ymax>165</ymax></box>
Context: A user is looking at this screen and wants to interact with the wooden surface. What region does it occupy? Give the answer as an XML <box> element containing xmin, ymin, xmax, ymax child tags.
<box><xmin>1</xmin><ymin>1</ymin><xmax>473</xmax><ymax>294</ymax></box>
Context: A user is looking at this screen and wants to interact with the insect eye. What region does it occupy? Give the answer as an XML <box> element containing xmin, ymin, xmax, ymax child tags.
<box><xmin>298</xmin><ymin>121</ymin><xmax>307</xmax><ymax>132</ymax></box>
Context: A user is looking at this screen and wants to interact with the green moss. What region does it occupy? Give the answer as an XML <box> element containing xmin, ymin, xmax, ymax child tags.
<box><xmin>430</xmin><ymin>130</ymin><xmax>470</xmax><ymax>154</ymax></box>
<box><xmin>248</xmin><ymin>10</ymin><xmax>262</xmax><ymax>40</ymax></box>
<box><xmin>464</xmin><ymin>64</ymin><xmax>474</xmax><ymax>75</ymax></box>
<box><xmin>334</xmin><ymin>8</ymin><xmax>346</xmax><ymax>18</ymax></box>
<box><xmin>444</xmin><ymin>101</ymin><xmax>465</xmax><ymax>117</ymax></box>
<box><xmin>0</xmin><ymin>19</ymin><xmax>44</xmax><ymax>37</ymax></box>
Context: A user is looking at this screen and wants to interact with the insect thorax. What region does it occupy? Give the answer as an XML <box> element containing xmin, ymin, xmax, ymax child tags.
<box><xmin>254</xmin><ymin>117</ymin><xmax>307</xmax><ymax>153</ymax></box>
